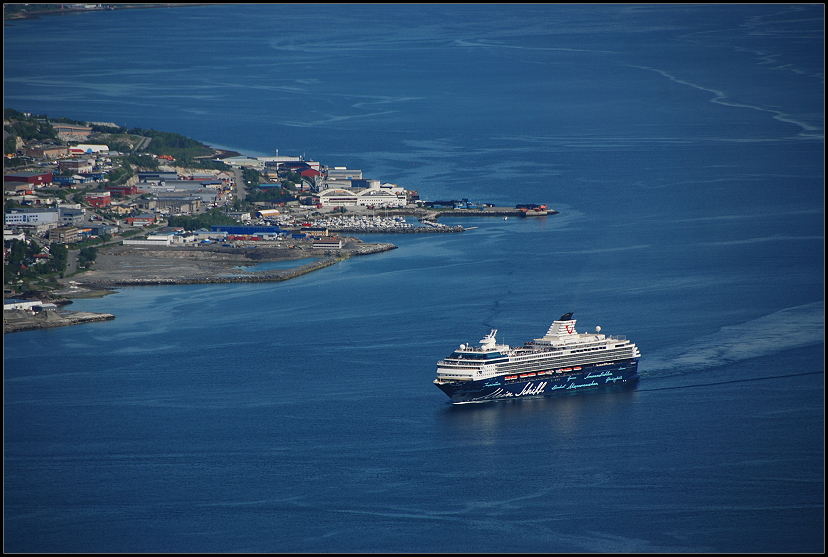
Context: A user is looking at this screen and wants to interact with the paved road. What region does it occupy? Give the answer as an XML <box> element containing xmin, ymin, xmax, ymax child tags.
<box><xmin>233</xmin><ymin>167</ymin><xmax>246</xmax><ymax>202</ymax></box>
<box><xmin>135</xmin><ymin>136</ymin><xmax>152</xmax><ymax>151</ymax></box>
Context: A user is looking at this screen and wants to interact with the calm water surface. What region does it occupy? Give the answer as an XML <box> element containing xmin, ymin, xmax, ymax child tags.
<box><xmin>3</xmin><ymin>4</ymin><xmax>823</xmax><ymax>553</ymax></box>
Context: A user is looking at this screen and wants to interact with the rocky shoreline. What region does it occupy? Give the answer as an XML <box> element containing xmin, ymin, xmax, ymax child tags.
<box><xmin>5</xmin><ymin>206</ymin><xmax>557</xmax><ymax>333</ymax></box>
<box><xmin>4</xmin><ymin>309</ymin><xmax>115</xmax><ymax>334</ymax></box>
<box><xmin>71</xmin><ymin>241</ymin><xmax>396</xmax><ymax>288</ymax></box>
<box><xmin>76</xmin><ymin>244</ymin><xmax>396</xmax><ymax>287</ymax></box>
<box><xmin>4</xmin><ymin>241</ymin><xmax>396</xmax><ymax>333</ymax></box>
<box><xmin>4</xmin><ymin>4</ymin><xmax>208</xmax><ymax>22</ymax></box>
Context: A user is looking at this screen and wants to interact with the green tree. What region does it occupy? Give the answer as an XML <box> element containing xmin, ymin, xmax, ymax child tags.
<box><xmin>105</xmin><ymin>164</ymin><xmax>134</xmax><ymax>186</ymax></box>
<box><xmin>124</xmin><ymin>153</ymin><xmax>159</xmax><ymax>169</ymax></box>
<box><xmin>166</xmin><ymin>208</ymin><xmax>238</xmax><ymax>231</ymax></box>
<box><xmin>77</xmin><ymin>246</ymin><xmax>98</xmax><ymax>269</ymax></box>
<box><xmin>48</xmin><ymin>242</ymin><xmax>68</xmax><ymax>274</ymax></box>
<box><xmin>3</xmin><ymin>112</ymin><xmax>57</xmax><ymax>142</ymax></box>
<box><xmin>4</xmin><ymin>133</ymin><xmax>18</xmax><ymax>155</ymax></box>
<box><xmin>242</xmin><ymin>168</ymin><xmax>261</xmax><ymax>187</ymax></box>
<box><xmin>5</xmin><ymin>239</ymin><xmax>29</xmax><ymax>266</ymax></box>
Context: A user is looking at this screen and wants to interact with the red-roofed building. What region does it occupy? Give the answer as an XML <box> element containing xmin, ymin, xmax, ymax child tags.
<box><xmin>126</xmin><ymin>214</ymin><xmax>157</xmax><ymax>227</ymax></box>
<box><xmin>107</xmin><ymin>184</ymin><xmax>141</xmax><ymax>195</ymax></box>
<box><xmin>4</xmin><ymin>172</ymin><xmax>52</xmax><ymax>186</ymax></box>
<box><xmin>85</xmin><ymin>191</ymin><xmax>111</xmax><ymax>207</ymax></box>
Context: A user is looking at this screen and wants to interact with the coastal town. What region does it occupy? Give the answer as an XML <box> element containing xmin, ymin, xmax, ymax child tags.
<box><xmin>3</xmin><ymin>109</ymin><xmax>554</xmax><ymax>332</ymax></box>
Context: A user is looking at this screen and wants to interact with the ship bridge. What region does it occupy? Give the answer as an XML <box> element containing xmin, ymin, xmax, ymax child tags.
<box><xmin>435</xmin><ymin>329</ymin><xmax>509</xmax><ymax>382</ymax></box>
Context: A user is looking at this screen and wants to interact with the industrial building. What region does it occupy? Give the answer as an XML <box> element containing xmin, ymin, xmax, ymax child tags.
<box><xmin>48</xmin><ymin>226</ymin><xmax>81</xmax><ymax>244</ymax></box>
<box><xmin>3</xmin><ymin>172</ymin><xmax>53</xmax><ymax>186</ymax></box>
<box><xmin>25</xmin><ymin>145</ymin><xmax>69</xmax><ymax>159</ymax></box>
<box><xmin>85</xmin><ymin>192</ymin><xmax>111</xmax><ymax>207</ymax></box>
<box><xmin>313</xmin><ymin>237</ymin><xmax>343</xmax><ymax>249</ymax></box>
<box><xmin>4</xmin><ymin>208</ymin><xmax>59</xmax><ymax>231</ymax></box>
<box><xmin>70</xmin><ymin>144</ymin><xmax>109</xmax><ymax>154</ymax></box>
<box><xmin>58</xmin><ymin>158</ymin><xmax>95</xmax><ymax>174</ymax></box>
<box><xmin>210</xmin><ymin>225</ymin><xmax>283</xmax><ymax>235</ymax></box>
<box><xmin>137</xmin><ymin>171</ymin><xmax>180</xmax><ymax>183</ymax></box>
<box><xmin>316</xmin><ymin>183</ymin><xmax>407</xmax><ymax>208</ymax></box>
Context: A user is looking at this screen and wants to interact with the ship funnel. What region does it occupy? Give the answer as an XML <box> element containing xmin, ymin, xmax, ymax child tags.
<box><xmin>543</xmin><ymin>316</ymin><xmax>578</xmax><ymax>338</ymax></box>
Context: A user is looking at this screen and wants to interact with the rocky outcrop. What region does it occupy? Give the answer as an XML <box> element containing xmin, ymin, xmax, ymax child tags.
<box><xmin>4</xmin><ymin>310</ymin><xmax>115</xmax><ymax>334</ymax></box>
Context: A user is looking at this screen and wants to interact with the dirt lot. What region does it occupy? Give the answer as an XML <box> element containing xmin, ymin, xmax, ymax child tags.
<box><xmin>64</xmin><ymin>241</ymin><xmax>395</xmax><ymax>288</ymax></box>
<box><xmin>77</xmin><ymin>244</ymin><xmax>277</xmax><ymax>282</ymax></box>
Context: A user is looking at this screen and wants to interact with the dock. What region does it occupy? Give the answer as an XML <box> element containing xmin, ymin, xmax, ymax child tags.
<box><xmin>429</xmin><ymin>207</ymin><xmax>558</xmax><ymax>219</ymax></box>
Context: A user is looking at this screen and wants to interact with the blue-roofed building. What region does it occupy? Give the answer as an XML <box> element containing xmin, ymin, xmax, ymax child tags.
<box><xmin>211</xmin><ymin>225</ymin><xmax>282</xmax><ymax>235</ymax></box>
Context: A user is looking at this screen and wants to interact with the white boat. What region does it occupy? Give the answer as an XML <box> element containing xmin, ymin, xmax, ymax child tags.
<box><xmin>434</xmin><ymin>313</ymin><xmax>641</xmax><ymax>403</ymax></box>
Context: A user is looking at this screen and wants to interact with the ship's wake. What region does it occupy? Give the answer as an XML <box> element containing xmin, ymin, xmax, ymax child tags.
<box><xmin>639</xmin><ymin>301</ymin><xmax>824</xmax><ymax>377</ymax></box>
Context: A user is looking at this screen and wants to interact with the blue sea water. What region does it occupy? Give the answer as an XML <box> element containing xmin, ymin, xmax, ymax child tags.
<box><xmin>3</xmin><ymin>4</ymin><xmax>824</xmax><ymax>553</ymax></box>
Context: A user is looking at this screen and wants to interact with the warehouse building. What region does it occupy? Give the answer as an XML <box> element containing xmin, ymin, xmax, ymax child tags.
<box><xmin>3</xmin><ymin>172</ymin><xmax>53</xmax><ymax>186</ymax></box>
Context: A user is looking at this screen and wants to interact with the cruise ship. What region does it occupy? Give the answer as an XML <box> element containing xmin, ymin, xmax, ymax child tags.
<box><xmin>434</xmin><ymin>313</ymin><xmax>641</xmax><ymax>403</ymax></box>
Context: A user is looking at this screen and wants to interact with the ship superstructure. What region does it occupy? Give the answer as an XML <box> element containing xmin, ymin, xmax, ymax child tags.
<box><xmin>434</xmin><ymin>313</ymin><xmax>640</xmax><ymax>403</ymax></box>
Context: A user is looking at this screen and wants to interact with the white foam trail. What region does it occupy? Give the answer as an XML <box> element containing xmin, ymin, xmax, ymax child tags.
<box><xmin>630</xmin><ymin>65</ymin><xmax>823</xmax><ymax>139</ymax></box>
<box><xmin>641</xmin><ymin>302</ymin><xmax>824</xmax><ymax>375</ymax></box>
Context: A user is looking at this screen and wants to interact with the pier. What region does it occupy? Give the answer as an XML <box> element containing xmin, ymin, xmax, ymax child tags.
<box><xmin>428</xmin><ymin>207</ymin><xmax>558</xmax><ymax>219</ymax></box>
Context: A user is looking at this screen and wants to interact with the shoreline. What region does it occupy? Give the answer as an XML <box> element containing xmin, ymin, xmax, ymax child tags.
<box><xmin>5</xmin><ymin>241</ymin><xmax>396</xmax><ymax>333</ymax></box>
<box><xmin>4</xmin><ymin>4</ymin><xmax>215</xmax><ymax>23</ymax></box>
<box><xmin>4</xmin><ymin>309</ymin><xmax>115</xmax><ymax>334</ymax></box>
<box><xmin>72</xmin><ymin>242</ymin><xmax>396</xmax><ymax>288</ymax></box>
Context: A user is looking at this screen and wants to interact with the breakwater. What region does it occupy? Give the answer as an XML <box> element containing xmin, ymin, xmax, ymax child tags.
<box><xmin>76</xmin><ymin>258</ymin><xmax>340</xmax><ymax>286</ymax></box>
<box><xmin>293</xmin><ymin>206</ymin><xmax>558</xmax><ymax>233</ymax></box>
<box><xmin>430</xmin><ymin>208</ymin><xmax>559</xmax><ymax>219</ymax></box>
<box><xmin>323</xmin><ymin>224</ymin><xmax>464</xmax><ymax>233</ymax></box>
<box><xmin>286</xmin><ymin>214</ymin><xmax>464</xmax><ymax>233</ymax></box>
<box><xmin>4</xmin><ymin>310</ymin><xmax>115</xmax><ymax>334</ymax></box>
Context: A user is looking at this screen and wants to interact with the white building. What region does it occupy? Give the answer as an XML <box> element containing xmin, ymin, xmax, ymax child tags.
<box><xmin>230</xmin><ymin>211</ymin><xmax>253</xmax><ymax>222</ymax></box>
<box><xmin>356</xmin><ymin>185</ymin><xmax>406</xmax><ymax>207</ymax></box>
<box><xmin>122</xmin><ymin>237</ymin><xmax>171</xmax><ymax>246</ymax></box>
<box><xmin>316</xmin><ymin>183</ymin><xmax>407</xmax><ymax>208</ymax></box>
<box><xmin>192</xmin><ymin>230</ymin><xmax>228</xmax><ymax>242</ymax></box>
<box><xmin>4</xmin><ymin>299</ymin><xmax>42</xmax><ymax>311</ymax></box>
<box><xmin>4</xmin><ymin>209</ymin><xmax>59</xmax><ymax>228</ymax></box>
<box><xmin>313</xmin><ymin>237</ymin><xmax>343</xmax><ymax>249</ymax></box>
<box><xmin>317</xmin><ymin>188</ymin><xmax>359</xmax><ymax>207</ymax></box>
<box><xmin>3</xmin><ymin>230</ymin><xmax>26</xmax><ymax>242</ymax></box>
<box><xmin>70</xmin><ymin>144</ymin><xmax>109</xmax><ymax>154</ymax></box>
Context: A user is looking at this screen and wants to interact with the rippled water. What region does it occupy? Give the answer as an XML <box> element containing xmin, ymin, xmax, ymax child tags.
<box><xmin>3</xmin><ymin>4</ymin><xmax>823</xmax><ymax>553</ymax></box>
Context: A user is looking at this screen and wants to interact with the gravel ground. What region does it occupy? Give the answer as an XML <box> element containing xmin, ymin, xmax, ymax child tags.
<box><xmin>77</xmin><ymin>245</ymin><xmax>256</xmax><ymax>282</ymax></box>
<box><xmin>62</xmin><ymin>241</ymin><xmax>395</xmax><ymax>289</ymax></box>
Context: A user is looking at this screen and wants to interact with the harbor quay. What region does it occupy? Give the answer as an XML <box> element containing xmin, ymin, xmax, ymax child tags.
<box><xmin>4</xmin><ymin>308</ymin><xmax>115</xmax><ymax>334</ymax></box>
<box><xmin>428</xmin><ymin>206</ymin><xmax>559</xmax><ymax>219</ymax></box>
<box><xmin>3</xmin><ymin>109</ymin><xmax>558</xmax><ymax>334</ymax></box>
<box><xmin>274</xmin><ymin>206</ymin><xmax>557</xmax><ymax>234</ymax></box>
